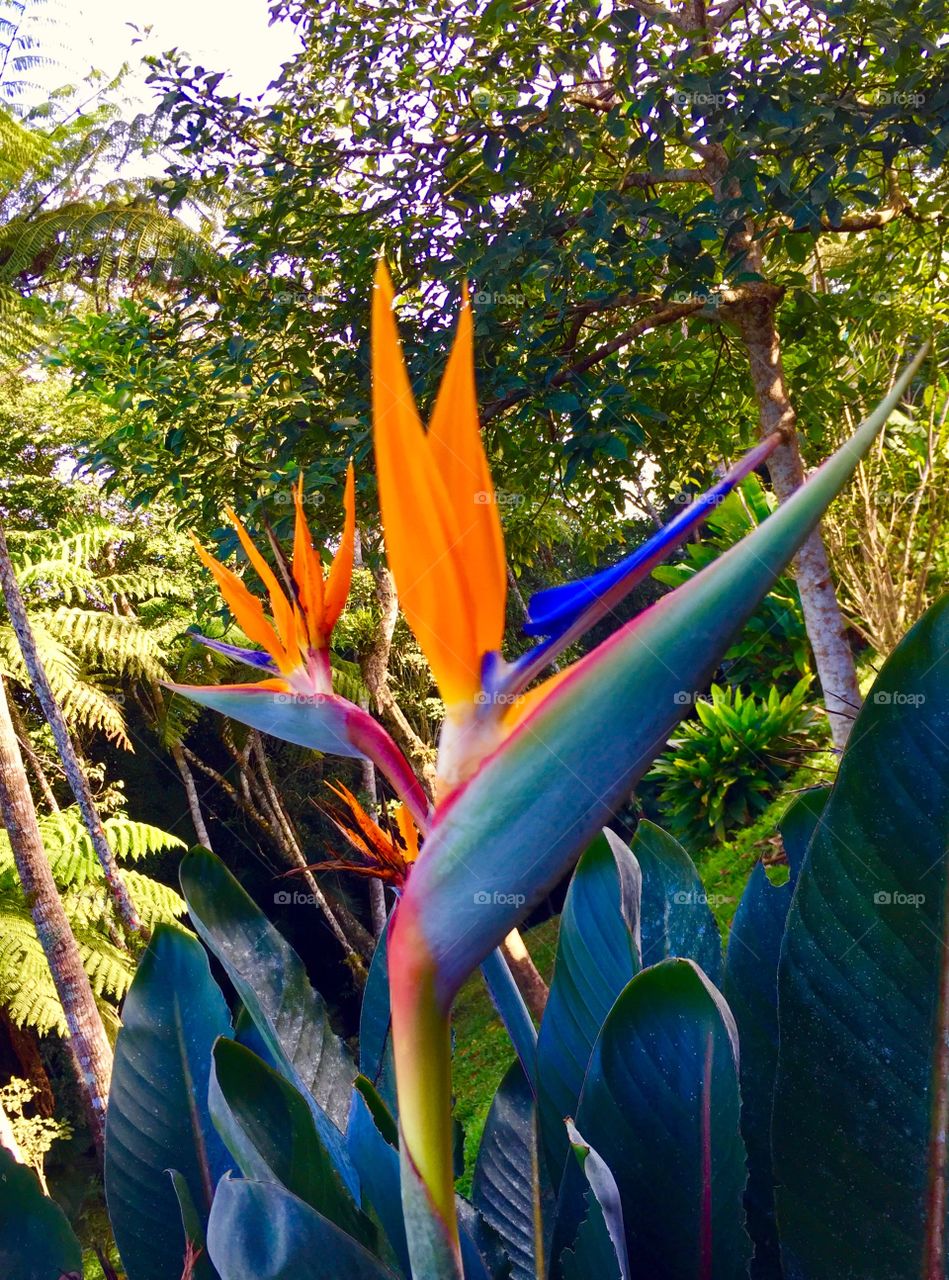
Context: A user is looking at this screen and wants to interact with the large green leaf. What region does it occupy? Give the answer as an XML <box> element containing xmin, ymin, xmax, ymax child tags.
<box><xmin>396</xmin><ymin>347</ymin><xmax>929</xmax><ymax>1006</ymax></box>
<box><xmin>773</xmin><ymin>596</ymin><xmax>949</xmax><ymax>1279</ymax></box>
<box><xmin>347</xmin><ymin>1079</ymin><xmax>410</xmax><ymax>1276</ymax></box>
<box><xmin>632</xmin><ymin>820</ymin><xmax>722</xmax><ymax>982</ymax></box>
<box><xmin>179</xmin><ymin>849</ymin><xmax>356</xmax><ymax>1187</ymax></box>
<box><xmin>105</xmin><ymin>925</ymin><xmax>232</xmax><ymax>1280</ymax></box>
<box><xmin>722</xmin><ymin>787</ymin><xmax>829</xmax><ymax>1280</ymax></box>
<box><xmin>472</xmin><ymin>1058</ymin><xmax>552</xmax><ymax>1280</ymax></box>
<box><xmin>209</xmin><ymin>1038</ymin><xmax>372</xmax><ymax>1246</ymax></box>
<box><xmin>555</xmin><ymin>959</ymin><xmax>750</xmax><ymax>1280</ymax></box>
<box><xmin>0</xmin><ymin>1144</ymin><xmax>82</xmax><ymax>1280</ymax></box>
<box><xmin>360</xmin><ymin>920</ymin><xmax>396</xmax><ymax>1113</ymax></box>
<box><xmin>536</xmin><ymin>829</ymin><xmax>641</xmax><ymax>1179</ymax></box>
<box><xmin>206</xmin><ymin>1178</ymin><xmax>399</xmax><ymax>1280</ymax></box>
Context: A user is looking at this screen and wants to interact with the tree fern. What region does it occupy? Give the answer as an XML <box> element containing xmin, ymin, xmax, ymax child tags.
<box><xmin>45</xmin><ymin>606</ymin><xmax>169</xmax><ymax>682</ymax></box>
<box><xmin>0</xmin><ymin>804</ymin><xmax>188</xmax><ymax>1036</ymax></box>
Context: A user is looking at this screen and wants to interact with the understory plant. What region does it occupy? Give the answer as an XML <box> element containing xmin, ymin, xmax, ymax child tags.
<box><xmin>0</xmin><ymin>275</ymin><xmax>939</xmax><ymax>1280</ymax></box>
<box><xmin>646</xmin><ymin>678</ymin><xmax>817</xmax><ymax>844</ymax></box>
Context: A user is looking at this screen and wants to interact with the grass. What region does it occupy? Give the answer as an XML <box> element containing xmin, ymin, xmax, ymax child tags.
<box><xmin>452</xmin><ymin>917</ymin><xmax>559</xmax><ymax>1194</ymax></box>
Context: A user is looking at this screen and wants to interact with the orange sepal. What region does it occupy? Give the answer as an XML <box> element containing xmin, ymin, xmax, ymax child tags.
<box><xmin>324</xmin><ymin>461</ymin><xmax>356</xmax><ymax>634</ymax></box>
<box><xmin>190</xmin><ymin>534</ymin><xmax>292</xmax><ymax>672</ymax></box>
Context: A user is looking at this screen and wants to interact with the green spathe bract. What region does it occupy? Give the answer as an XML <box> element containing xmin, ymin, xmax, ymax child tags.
<box><xmin>0</xmin><ymin>1143</ymin><xmax>82</xmax><ymax>1280</ymax></box>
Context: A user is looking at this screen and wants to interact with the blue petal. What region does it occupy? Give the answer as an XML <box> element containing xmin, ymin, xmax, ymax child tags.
<box><xmin>523</xmin><ymin>438</ymin><xmax>778</xmax><ymax>642</ymax></box>
<box><xmin>190</xmin><ymin>632</ymin><xmax>279</xmax><ymax>672</ymax></box>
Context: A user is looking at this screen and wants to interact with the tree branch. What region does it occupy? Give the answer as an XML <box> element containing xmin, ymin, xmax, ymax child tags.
<box><xmin>482</xmin><ymin>297</ymin><xmax>708</xmax><ymax>422</ymax></box>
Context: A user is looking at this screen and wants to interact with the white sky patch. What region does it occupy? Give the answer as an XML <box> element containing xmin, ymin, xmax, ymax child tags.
<box><xmin>28</xmin><ymin>0</ymin><xmax>300</xmax><ymax>107</ymax></box>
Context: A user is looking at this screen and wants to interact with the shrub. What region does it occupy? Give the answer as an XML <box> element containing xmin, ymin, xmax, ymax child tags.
<box><xmin>647</xmin><ymin>677</ymin><xmax>817</xmax><ymax>843</ymax></box>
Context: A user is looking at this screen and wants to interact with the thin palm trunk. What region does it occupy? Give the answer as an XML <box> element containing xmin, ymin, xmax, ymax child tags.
<box><xmin>0</xmin><ymin>678</ymin><xmax>113</xmax><ymax>1150</ymax></box>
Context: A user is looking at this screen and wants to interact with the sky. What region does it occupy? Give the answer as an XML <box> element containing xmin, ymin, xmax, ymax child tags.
<box><xmin>27</xmin><ymin>0</ymin><xmax>301</xmax><ymax>106</ymax></box>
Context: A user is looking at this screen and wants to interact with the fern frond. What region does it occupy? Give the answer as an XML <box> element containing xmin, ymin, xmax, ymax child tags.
<box><xmin>101</xmin><ymin>813</ymin><xmax>186</xmax><ymax>861</ymax></box>
<box><xmin>331</xmin><ymin>654</ymin><xmax>369</xmax><ymax>704</ymax></box>
<box><xmin>59</xmin><ymin>679</ymin><xmax>130</xmax><ymax>747</ymax></box>
<box><xmin>153</xmin><ymin>687</ymin><xmax>203</xmax><ymax>749</ymax></box>
<box><xmin>95</xmin><ymin>569</ymin><xmax>183</xmax><ymax>604</ymax></box>
<box><xmin>0</xmin><ymin>105</ymin><xmax>47</xmax><ymax>189</ymax></box>
<box><xmin>0</xmin><ymin>201</ymin><xmax>203</xmax><ymax>290</ymax></box>
<box><xmin>121</xmin><ymin>870</ymin><xmax>187</xmax><ymax>929</ymax></box>
<box><xmin>43</xmin><ymin>606</ymin><xmax>169</xmax><ymax>682</ymax></box>
<box><xmin>0</xmin><ymin>618</ymin><xmax>78</xmax><ymax>692</ymax></box>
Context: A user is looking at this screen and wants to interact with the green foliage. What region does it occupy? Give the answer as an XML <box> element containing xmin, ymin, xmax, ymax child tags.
<box><xmin>647</xmin><ymin>679</ymin><xmax>817</xmax><ymax>845</ymax></box>
<box><xmin>0</xmin><ymin>805</ymin><xmax>187</xmax><ymax>1035</ymax></box>
<box><xmin>0</xmin><ymin>1076</ymin><xmax>71</xmax><ymax>1193</ymax></box>
<box><xmin>60</xmin><ymin>0</ymin><xmax>949</xmax><ymax>563</ymax></box>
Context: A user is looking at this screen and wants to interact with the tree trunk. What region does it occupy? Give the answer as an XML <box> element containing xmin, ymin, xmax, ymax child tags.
<box><xmin>501</xmin><ymin>930</ymin><xmax>548</xmax><ymax>1020</ymax></box>
<box><xmin>0</xmin><ymin>521</ymin><xmax>142</xmax><ymax>931</ymax></box>
<box><xmin>6</xmin><ymin>695</ymin><xmax>58</xmax><ymax>812</ymax></box>
<box><xmin>361</xmin><ymin>567</ymin><xmax>438</xmax><ymax>797</ymax></box>
<box><xmin>732</xmin><ymin>291</ymin><xmax>861</xmax><ymax>748</ymax></box>
<box><xmin>170</xmin><ymin>742</ymin><xmax>213</xmax><ymax>848</ymax></box>
<box><xmin>0</xmin><ymin>679</ymin><xmax>113</xmax><ymax>1150</ymax></box>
